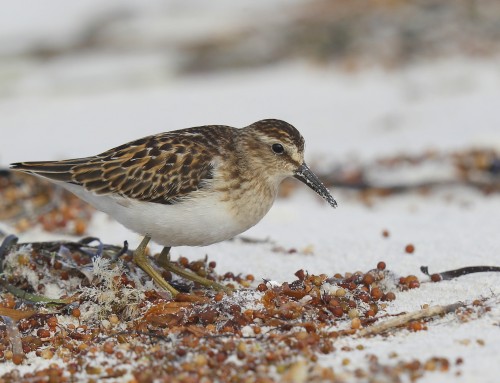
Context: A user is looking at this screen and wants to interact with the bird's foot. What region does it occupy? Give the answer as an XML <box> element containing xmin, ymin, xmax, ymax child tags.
<box><xmin>157</xmin><ymin>247</ymin><xmax>232</xmax><ymax>294</ymax></box>
<box><xmin>133</xmin><ymin>236</ymin><xmax>179</xmax><ymax>297</ymax></box>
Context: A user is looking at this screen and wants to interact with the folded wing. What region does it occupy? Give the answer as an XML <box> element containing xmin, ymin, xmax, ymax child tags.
<box><xmin>11</xmin><ymin>132</ymin><xmax>215</xmax><ymax>205</ymax></box>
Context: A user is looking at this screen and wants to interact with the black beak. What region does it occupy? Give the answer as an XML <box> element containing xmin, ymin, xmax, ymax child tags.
<box><xmin>294</xmin><ymin>163</ymin><xmax>337</xmax><ymax>208</ymax></box>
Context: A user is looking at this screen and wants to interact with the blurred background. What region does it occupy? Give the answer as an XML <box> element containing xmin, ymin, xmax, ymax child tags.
<box><xmin>1</xmin><ymin>0</ymin><xmax>500</xmax><ymax>161</ymax></box>
<box><xmin>1</xmin><ymin>0</ymin><xmax>499</xmax><ymax>242</ymax></box>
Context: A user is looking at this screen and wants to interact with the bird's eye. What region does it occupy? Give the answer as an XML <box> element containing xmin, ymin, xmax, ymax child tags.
<box><xmin>272</xmin><ymin>143</ymin><xmax>285</xmax><ymax>154</ymax></box>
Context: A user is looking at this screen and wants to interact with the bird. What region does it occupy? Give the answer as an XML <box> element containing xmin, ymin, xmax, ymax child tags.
<box><xmin>11</xmin><ymin>119</ymin><xmax>337</xmax><ymax>296</ymax></box>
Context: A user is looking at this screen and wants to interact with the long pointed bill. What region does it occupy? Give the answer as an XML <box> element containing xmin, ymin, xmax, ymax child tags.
<box><xmin>294</xmin><ymin>163</ymin><xmax>337</xmax><ymax>208</ymax></box>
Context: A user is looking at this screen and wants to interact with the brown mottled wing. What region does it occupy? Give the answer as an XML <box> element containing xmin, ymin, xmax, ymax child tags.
<box><xmin>11</xmin><ymin>126</ymin><xmax>233</xmax><ymax>205</ymax></box>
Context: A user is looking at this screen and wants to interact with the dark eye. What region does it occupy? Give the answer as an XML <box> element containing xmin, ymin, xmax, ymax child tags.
<box><xmin>272</xmin><ymin>143</ymin><xmax>285</xmax><ymax>154</ymax></box>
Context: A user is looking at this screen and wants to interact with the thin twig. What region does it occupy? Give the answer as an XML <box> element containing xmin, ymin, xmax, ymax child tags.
<box><xmin>357</xmin><ymin>302</ymin><xmax>464</xmax><ymax>337</ymax></box>
<box><xmin>2</xmin><ymin>316</ymin><xmax>23</xmax><ymax>355</ymax></box>
<box><xmin>0</xmin><ymin>279</ymin><xmax>72</xmax><ymax>305</ymax></box>
<box><xmin>421</xmin><ymin>265</ymin><xmax>500</xmax><ymax>280</ymax></box>
<box><xmin>0</xmin><ymin>307</ymin><xmax>37</xmax><ymax>321</ymax></box>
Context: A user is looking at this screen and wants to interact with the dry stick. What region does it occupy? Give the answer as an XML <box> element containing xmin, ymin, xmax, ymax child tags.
<box><xmin>0</xmin><ymin>279</ymin><xmax>73</xmax><ymax>305</ymax></box>
<box><xmin>326</xmin><ymin>179</ymin><xmax>500</xmax><ymax>192</ymax></box>
<box><xmin>421</xmin><ymin>265</ymin><xmax>500</xmax><ymax>280</ymax></box>
<box><xmin>0</xmin><ymin>307</ymin><xmax>36</xmax><ymax>321</ymax></box>
<box><xmin>2</xmin><ymin>316</ymin><xmax>24</xmax><ymax>355</ymax></box>
<box><xmin>357</xmin><ymin>301</ymin><xmax>464</xmax><ymax>337</ymax></box>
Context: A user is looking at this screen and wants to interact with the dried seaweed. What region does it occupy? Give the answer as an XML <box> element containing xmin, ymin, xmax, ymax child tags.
<box><xmin>0</xmin><ymin>240</ymin><xmax>492</xmax><ymax>381</ymax></box>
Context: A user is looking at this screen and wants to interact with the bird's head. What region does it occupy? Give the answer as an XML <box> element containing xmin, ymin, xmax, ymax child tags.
<box><xmin>240</xmin><ymin>119</ymin><xmax>337</xmax><ymax>208</ymax></box>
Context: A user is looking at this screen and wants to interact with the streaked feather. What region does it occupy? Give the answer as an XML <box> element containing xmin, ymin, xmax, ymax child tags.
<box><xmin>10</xmin><ymin>126</ymin><xmax>236</xmax><ymax>205</ymax></box>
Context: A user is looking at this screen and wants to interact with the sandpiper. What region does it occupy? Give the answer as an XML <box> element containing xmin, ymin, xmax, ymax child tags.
<box><xmin>11</xmin><ymin>119</ymin><xmax>337</xmax><ymax>295</ymax></box>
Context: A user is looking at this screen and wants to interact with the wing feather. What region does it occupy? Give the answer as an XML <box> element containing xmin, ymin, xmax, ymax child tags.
<box><xmin>9</xmin><ymin>126</ymin><xmax>231</xmax><ymax>205</ymax></box>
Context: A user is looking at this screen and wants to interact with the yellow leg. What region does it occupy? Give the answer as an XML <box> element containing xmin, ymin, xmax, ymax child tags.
<box><xmin>133</xmin><ymin>236</ymin><xmax>179</xmax><ymax>296</ymax></box>
<box><xmin>157</xmin><ymin>247</ymin><xmax>232</xmax><ymax>294</ymax></box>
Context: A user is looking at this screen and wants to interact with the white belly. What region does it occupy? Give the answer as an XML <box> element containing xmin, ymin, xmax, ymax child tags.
<box><xmin>63</xmin><ymin>184</ymin><xmax>266</xmax><ymax>247</ymax></box>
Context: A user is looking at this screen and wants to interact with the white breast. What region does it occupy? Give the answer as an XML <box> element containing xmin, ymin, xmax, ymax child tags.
<box><xmin>63</xmin><ymin>183</ymin><xmax>270</xmax><ymax>247</ymax></box>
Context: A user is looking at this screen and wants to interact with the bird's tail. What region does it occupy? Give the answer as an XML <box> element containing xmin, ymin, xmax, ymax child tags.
<box><xmin>10</xmin><ymin>159</ymin><xmax>88</xmax><ymax>182</ymax></box>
